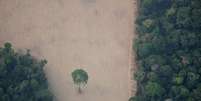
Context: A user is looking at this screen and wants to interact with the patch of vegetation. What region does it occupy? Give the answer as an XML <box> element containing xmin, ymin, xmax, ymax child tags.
<box><xmin>0</xmin><ymin>42</ymin><xmax>53</xmax><ymax>101</ymax></box>
<box><xmin>131</xmin><ymin>0</ymin><xmax>201</xmax><ymax>101</ymax></box>
<box><xmin>72</xmin><ymin>69</ymin><xmax>88</xmax><ymax>93</ymax></box>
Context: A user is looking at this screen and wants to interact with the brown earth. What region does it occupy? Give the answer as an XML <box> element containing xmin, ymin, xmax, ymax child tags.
<box><xmin>0</xmin><ymin>0</ymin><xmax>137</xmax><ymax>101</ymax></box>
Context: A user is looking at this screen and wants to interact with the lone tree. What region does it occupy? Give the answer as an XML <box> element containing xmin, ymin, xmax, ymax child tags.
<box><xmin>71</xmin><ymin>69</ymin><xmax>88</xmax><ymax>93</ymax></box>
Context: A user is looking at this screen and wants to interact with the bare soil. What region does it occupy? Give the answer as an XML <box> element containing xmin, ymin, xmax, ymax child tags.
<box><xmin>0</xmin><ymin>0</ymin><xmax>137</xmax><ymax>101</ymax></box>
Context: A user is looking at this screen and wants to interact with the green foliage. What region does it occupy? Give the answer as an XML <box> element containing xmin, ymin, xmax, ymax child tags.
<box><xmin>132</xmin><ymin>0</ymin><xmax>201</xmax><ymax>100</ymax></box>
<box><xmin>145</xmin><ymin>82</ymin><xmax>164</xmax><ymax>97</ymax></box>
<box><xmin>142</xmin><ymin>19</ymin><xmax>154</xmax><ymax>29</ymax></box>
<box><xmin>173</xmin><ymin>75</ymin><xmax>184</xmax><ymax>85</ymax></box>
<box><xmin>129</xmin><ymin>96</ymin><xmax>138</xmax><ymax>101</ymax></box>
<box><xmin>134</xmin><ymin>70</ymin><xmax>145</xmax><ymax>82</ymax></box>
<box><xmin>166</xmin><ymin>7</ymin><xmax>176</xmax><ymax>17</ymax></box>
<box><xmin>0</xmin><ymin>42</ymin><xmax>53</xmax><ymax>101</ymax></box>
<box><xmin>71</xmin><ymin>69</ymin><xmax>88</xmax><ymax>93</ymax></box>
<box><xmin>72</xmin><ymin>69</ymin><xmax>88</xmax><ymax>85</ymax></box>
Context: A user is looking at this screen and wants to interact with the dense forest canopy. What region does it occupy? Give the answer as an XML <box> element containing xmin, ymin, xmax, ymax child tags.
<box><xmin>131</xmin><ymin>0</ymin><xmax>201</xmax><ymax>101</ymax></box>
<box><xmin>0</xmin><ymin>43</ymin><xmax>53</xmax><ymax>101</ymax></box>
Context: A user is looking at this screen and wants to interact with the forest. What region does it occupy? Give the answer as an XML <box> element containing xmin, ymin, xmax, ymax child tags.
<box><xmin>131</xmin><ymin>0</ymin><xmax>201</xmax><ymax>101</ymax></box>
<box><xmin>0</xmin><ymin>43</ymin><xmax>53</xmax><ymax>101</ymax></box>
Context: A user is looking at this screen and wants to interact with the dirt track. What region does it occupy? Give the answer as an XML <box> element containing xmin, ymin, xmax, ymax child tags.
<box><xmin>0</xmin><ymin>0</ymin><xmax>137</xmax><ymax>101</ymax></box>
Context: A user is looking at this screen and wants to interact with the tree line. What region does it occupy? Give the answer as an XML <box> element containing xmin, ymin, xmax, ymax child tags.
<box><xmin>0</xmin><ymin>43</ymin><xmax>53</xmax><ymax>101</ymax></box>
<box><xmin>130</xmin><ymin>0</ymin><xmax>201</xmax><ymax>101</ymax></box>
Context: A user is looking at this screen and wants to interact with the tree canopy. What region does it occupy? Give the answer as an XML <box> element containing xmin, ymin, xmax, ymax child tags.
<box><xmin>0</xmin><ymin>42</ymin><xmax>53</xmax><ymax>101</ymax></box>
<box><xmin>71</xmin><ymin>69</ymin><xmax>88</xmax><ymax>93</ymax></box>
<box><xmin>132</xmin><ymin>0</ymin><xmax>201</xmax><ymax>100</ymax></box>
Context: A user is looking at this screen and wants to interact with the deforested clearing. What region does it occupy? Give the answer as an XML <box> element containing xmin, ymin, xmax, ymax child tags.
<box><xmin>0</xmin><ymin>0</ymin><xmax>137</xmax><ymax>101</ymax></box>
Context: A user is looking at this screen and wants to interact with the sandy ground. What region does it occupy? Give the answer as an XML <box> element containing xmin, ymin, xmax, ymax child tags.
<box><xmin>0</xmin><ymin>0</ymin><xmax>137</xmax><ymax>101</ymax></box>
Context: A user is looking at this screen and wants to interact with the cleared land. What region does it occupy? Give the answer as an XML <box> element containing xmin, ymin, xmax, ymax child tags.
<box><xmin>0</xmin><ymin>0</ymin><xmax>136</xmax><ymax>101</ymax></box>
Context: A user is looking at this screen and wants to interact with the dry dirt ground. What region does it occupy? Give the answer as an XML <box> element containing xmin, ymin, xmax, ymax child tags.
<box><xmin>0</xmin><ymin>0</ymin><xmax>137</xmax><ymax>101</ymax></box>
